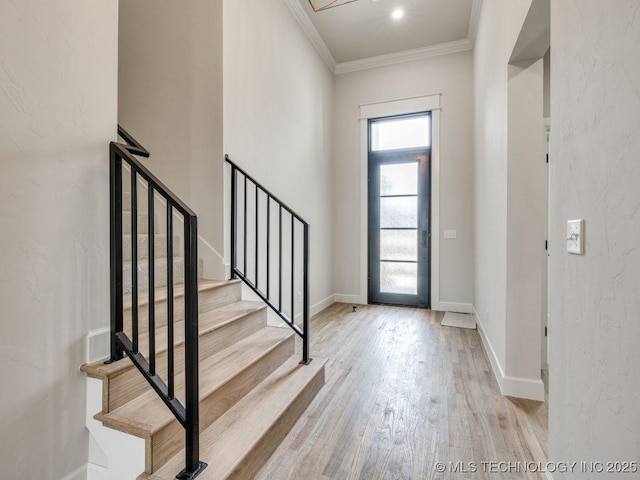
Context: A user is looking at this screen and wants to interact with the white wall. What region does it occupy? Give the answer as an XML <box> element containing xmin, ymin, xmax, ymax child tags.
<box><xmin>118</xmin><ymin>0</ymin><xmax>225</xmax><ymax>279</ymax></box>
<box><xmin>506</xmin><ymin>59</ymin><xmax>545</xmax><ymax>394</ymax></box>
<box><xmin>223</xmin><ymin>0</ymin><xmax>335</xmax><ymax>313</ymax></box>
<box><xmin>549</xmin><ymin>1</ymin><xmax>640</xmax><ymax>476</ymax></box>
<box><xmin>473</xmin><ymin>0</ymin><xmax>546</xmax><ymax>400</ymax></box>
<box><xmin>0</xmin><ymin>0</ymin><xmax>118</xmax><ymax>478</ymax></box>
<box><xmin>333</xmin><ymin>51</ymin><xmax>475</xmax><ymax>309</ymax></box>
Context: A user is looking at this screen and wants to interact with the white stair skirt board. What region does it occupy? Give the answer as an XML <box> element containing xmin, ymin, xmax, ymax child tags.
<box><xmin>441</xmin><ymin>311</ymin><xmax>476</xmax><ymax>329</ymax></box>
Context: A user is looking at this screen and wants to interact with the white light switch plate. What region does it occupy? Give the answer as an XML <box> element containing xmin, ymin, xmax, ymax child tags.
<box><xmin>567</xmin><ymin>219</ymin><xmax>584</xmax><ymax>254</ymax></box>
<box><xmin>444</xmin><ymin>230</ymin><xmax>457</xmax><ymax>239</ymax></box>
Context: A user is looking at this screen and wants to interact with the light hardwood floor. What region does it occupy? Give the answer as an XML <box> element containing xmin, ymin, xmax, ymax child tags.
<box><xmin>256</xmin><ymin>303</ymin><xmax>548</xmax><ymax>480</ymax></box>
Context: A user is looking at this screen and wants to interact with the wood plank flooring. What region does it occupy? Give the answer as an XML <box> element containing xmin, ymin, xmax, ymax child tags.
<box><xmin>256</xmin><ymin>303</ymin><xmax>548</xmax><ymax>480</ymax></box>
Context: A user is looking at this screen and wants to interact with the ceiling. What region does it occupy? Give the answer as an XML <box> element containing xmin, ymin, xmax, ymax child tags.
<box><xmin>294</xmin><ymin>0</ymin><xmax>478</xmax><ymax>68</ymax></box>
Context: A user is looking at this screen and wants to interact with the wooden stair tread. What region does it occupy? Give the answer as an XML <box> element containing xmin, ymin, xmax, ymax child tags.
<box><xmin>138</xmin><ymin>356</ymin><xmax>327</xmax><ymax>480</ymax></box>
<box><xmin>80</xmin><ymin>296</ymin><xmax>260</xmax><ymax>380</ymax></box>
<box><xmin>95</xmin><ymin>327</ymin><xmax>294</xmax><ymax>438</ymax></box>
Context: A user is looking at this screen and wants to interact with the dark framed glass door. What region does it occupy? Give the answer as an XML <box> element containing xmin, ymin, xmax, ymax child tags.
<box><xmin>368</xmin><ymin>113</ymin><xmax>431</xmax><ymax>307</ymax></box>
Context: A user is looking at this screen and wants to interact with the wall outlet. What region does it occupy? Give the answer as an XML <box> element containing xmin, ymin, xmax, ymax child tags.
<box><xmin>444</xmin><ymin>230</ymin><xmax>457</xmax><ymax>239</ymax></box>
<box><xmin>567</xmin><ymin>219</ymin><xmax>585</xmax><ymax>255</ymax></box>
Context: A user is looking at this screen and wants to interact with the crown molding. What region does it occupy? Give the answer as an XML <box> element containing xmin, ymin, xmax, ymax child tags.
<box><xmin>468</xmin><ymin>0</ymin><xmax>483</xmax><ymax>45</ymax></box>
<box><xmin>334</xmin><ymin>38</ymin><xmax>473</xmax><ymax>75</ymax></box>
<box><xmin>283</xmin><ymin>0</ymin><xmax>337</xmax><ymax>72</ymax></box>
<box><xmin>284</xmin><ymin>0</ymin><xmax>478</xmax><ymax>76</ymax></box>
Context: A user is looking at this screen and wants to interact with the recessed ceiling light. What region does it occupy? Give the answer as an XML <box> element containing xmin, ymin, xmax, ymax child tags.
<box><xmin>392</xmin><ymin>8</ymin><xmax>404</xmax><ymax>20</ymax></box>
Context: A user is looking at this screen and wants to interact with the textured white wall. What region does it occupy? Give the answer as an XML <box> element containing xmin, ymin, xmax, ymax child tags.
<box><xmin>223</xmin><ymin>0</ymin><xmax>335</xmax><ymax>312</ymax></box>
<box><xmin>118</xmin><ymin>0</ymin><xmax>225</xmax><ymax>279</ymax></box>
<box><xmin>0</xmin><ymin>0</ymin><xmax>118</xmax><ymax>478</ymax></box>
<box><xmin>333</xmin><ymin>51</ymin><xmax>475</xmax><ymax>308</ymax></box>
<box><xmin>549</xmin><ymin>1</ymin><xmax>640</xmax><ymax>475</ymax></box>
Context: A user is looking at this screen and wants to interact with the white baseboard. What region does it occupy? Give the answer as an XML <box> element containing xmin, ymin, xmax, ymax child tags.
<box><xmin>198</xmin><ymin>236</ymin><xmax>226</xmax><ymax>280</ymax></box>
<box><xmin>334</xmin><ymin>293</ymin><xmax>366</xmax><ymax>305</ymax></box>
<box><xmin>87</xmin><ymin>463</ymin><xmax>108</xmax><ymax>480</ymax></box>
<box><xmin>472</xmin><ymin>306</ymin><xmax>544</xmax><ymax>401</ymax></box>
<box><xmin>502</xmin><ymin>375</ymin><xmax>545</xmax><ymax>401</ymax></box>
<box><xmin>59</xmin><ymin>464</ymin><xmax>87</xmax><ymax>480</ymax></box>
<box><xmin>311</xmin><ymin>294</ymin><xmax>335</xmax><ymax>316</ymax></box>
<box><xmin>86</xmin><ymin>327</ymin><xmax>110</xmax><ymax>364</ymax></box>
<box><xmin>291</xmin><ymin>294</ymin><xmax>336</xmax><ymax>323</ymax></box>
<box><xmin>438</xmin><ymin>301</ymin><xmax>473</xmax><ymax>313</ymax></box>
<box><xmin>473</xmin><ymin>306</ymin><xmax>506</xmax><ymax>389</ymax></box>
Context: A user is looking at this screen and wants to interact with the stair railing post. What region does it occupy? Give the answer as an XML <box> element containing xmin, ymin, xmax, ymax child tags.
<box><xmin>230</xmin><ymin>159</ymin><xmax>237</xmax><ymax>280</ymax></box>
<box><xmin>177</xmin><ymin>213</ymin><xmax>207</xmax><ymax>479</ymax></box>
<box><xmin>108</xmin><ymin>145</ymin><xmax>125</xmax><ymax>363</ymax></box>
<box><xmin>301</xmin><ymin>223</ymin><xmax>312</xmax><ymax>365</ymax></box>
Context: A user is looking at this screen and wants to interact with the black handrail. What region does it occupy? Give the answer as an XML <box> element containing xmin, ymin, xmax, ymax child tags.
<box><xmin>225</xmin><ymin>155</ymin><xmax>311</xmax><ymax>364</ymax></box>
<box><xmin>117</xmin><ymin>125</ymin><xmax>150</xmax><ymax>158</ymax></box>
<box><xmin>109</xmin><ymin>127</ymin><xmax>206</xmax><ymax>479</ymax></box>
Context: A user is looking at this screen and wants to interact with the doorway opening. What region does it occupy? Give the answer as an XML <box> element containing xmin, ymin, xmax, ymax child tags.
<box><xmin>367</xmin><ymin>113</ymin><xmax>431</xmax><ymax>307</ymax></box>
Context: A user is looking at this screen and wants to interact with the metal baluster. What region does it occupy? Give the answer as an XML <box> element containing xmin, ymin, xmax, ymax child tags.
<box><xmin>243</xmin><ymin>176</ymin><xmax>247</xmax><ymax>277</ymax></box>
<box><xmin>302</xmin><ymin>223</ymin><xmax>311</xmax><ymax>364</ymax></box>
<box><xmin>279</xmin><ymin>205</ymin><xmax>283</xmax><ymax>310</ymax></box>
<box><xmin>148</xmin><ymin>186</ymin><xmax>155</xmax><ymax>368</ymax></box>
<box><xmin>291</xmin><ymin>214</ymin><xmax>295</xmax><ymax>323</ymax></box>
<box><xmin>230</xmin><ymin>165</ymin><xmax>237</xmax><ymax>280</ymax></box>
<box><xmin>266</xmin><ymin>196</ymin><xmax>271</xmax><ymax>298</ymax></box>
<box><xmin>167</xmin><ymin>203</ymin><xmax>174</xmax><ymax>398</ymax></box>
<box><xmin>131</xmin><ymin>170</ymin><xmax>139</xmax><ymax>353</ymax></box>
<box><xmin>255</xmin><ymin>185</ymin><xmax>259</xmax><ymax>289</ymax></box>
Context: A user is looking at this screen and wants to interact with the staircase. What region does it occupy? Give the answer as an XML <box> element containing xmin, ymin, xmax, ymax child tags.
<box><xmin>81</xmin><ymin>130</ymin><xmax>325</xmax><ymax>479</ymax></box>
<box><xmin>82</xmin><ymin>279</ymin><xmax>325</xmax><ymax>479</ymax></box>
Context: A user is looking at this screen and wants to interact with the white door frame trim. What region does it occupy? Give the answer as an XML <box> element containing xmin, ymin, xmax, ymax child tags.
<box><xmin>358</xmin><ymin>93</ymin><xmax>442</xmax><ymax>308</ymax></box>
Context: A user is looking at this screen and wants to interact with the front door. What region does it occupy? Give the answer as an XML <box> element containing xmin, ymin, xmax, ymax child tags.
<box><xmin>368</xmin><ymin>113</ymin><xmax>431</xmax><ymax>307</ymax></box>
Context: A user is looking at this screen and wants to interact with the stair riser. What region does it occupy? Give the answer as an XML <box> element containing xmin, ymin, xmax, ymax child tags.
<box><xmin>123</xmin><ymin>235</ymin><xmax>180</xmax><ymax>262</ymax></box>
<box><xmin>123</xmin><ymin>192</ymin><xmax>131</xmax><ymax>211</ymax></box>
<box><xmin>124</xmin><ymin>282</ymin><xmax>242</xmax><ymax>333</ymax></box>
<box><xmin>146</xmin><ymin>335</ymin><xmax>294</xmax><ymax>473</ymax></box>
<box><xmin>104</xmin><ymin>307</ymin><xmax>264</xmax><ymax>412</ymax></box>
<box><xmin>123</xmin><ymin>212</ymin><xmax>158</xmax><ymax>235</ymax></box>
<box><xmin>122</xmin><ymin>306</ymin><xmax>267</xmax><ymax>368</ymax></box>
<box><xmin>123</xmin><ymin>259</ymin><xmax>204</xmax><ymax>293</ymax></box>
<box><xmin>228</xmin><ymin>365</ymin><xmax>325</xmax><ymax>480</ymax></box>
<box><xmin>195</xmin><ymin>308</ymin><xmax>267</xmax><ymax>362</ymax></box>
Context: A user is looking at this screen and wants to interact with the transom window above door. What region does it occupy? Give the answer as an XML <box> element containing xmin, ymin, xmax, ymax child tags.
<box><xmin>370</xmin><ymin>115</ymin><xmax>431</xmax><ymax>152</ymax></box>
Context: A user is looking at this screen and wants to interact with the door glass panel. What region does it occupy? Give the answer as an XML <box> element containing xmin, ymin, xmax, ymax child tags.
<box><xmin>380</xmin><ymin>163</ymin><xmax>418</xmax><ymax>196</ymax></box>
<box><xmin>380</xmin><ymin>197</ymin><xmax>417</xmax><ymax>228</ymax></box>
<box><xmin>380</xmin><ymin>262</ymin><xmax>417</xmax><ymax>294</ymax></box>
<box><xmin>380</xmin><ymin>230</ymin><xmax>417</xmax><ymax>262</ymax></box>
<box><xmin>371</xmin><ymin>116</ymin><xmax>430</xmax><ymax>152</ymax></box>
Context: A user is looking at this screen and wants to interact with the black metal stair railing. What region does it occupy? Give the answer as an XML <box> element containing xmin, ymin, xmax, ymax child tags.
<box><xmin>108</xmin><ymin>126</ymin><xmax>206</xmax><ymax>479</ymax></box>
<box><xmin>225</xmin><ymin>155</ymin><xmax>311</xmax><ymax>365</ymax></box>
